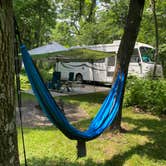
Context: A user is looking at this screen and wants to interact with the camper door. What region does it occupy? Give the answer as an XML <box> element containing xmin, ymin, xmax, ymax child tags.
<box><xmin>128</xmin><ymin>48</ymin><xmax>142</xmax><ymax>77</ymax></box>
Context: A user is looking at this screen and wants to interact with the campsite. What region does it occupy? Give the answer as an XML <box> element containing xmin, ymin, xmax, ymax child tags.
<box><xmin>0</xmin><ymin>1</ymin><xmax>166</xmax><ymax>166</ymax></box>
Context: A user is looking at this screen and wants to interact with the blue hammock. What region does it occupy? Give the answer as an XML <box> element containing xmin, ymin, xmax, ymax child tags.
<box><xmin>20</xmin><ymin>44</ymin><xmax>125</xmax><ymax>141</ymax></box>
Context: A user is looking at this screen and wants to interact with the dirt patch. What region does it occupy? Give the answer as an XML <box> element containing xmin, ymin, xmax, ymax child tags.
<box><xmin>16</xmin><ymin>100</ymin><xmax>89</xmax><ymax>128</ymax></box>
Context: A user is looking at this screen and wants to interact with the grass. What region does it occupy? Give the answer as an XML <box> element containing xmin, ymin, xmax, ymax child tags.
<box><xmin>20</xmin><ymin>74</ymin><xmax>31</xmax><ymax>90</ymax></box>
<box><xmin>17</xmin><ymin>92</ymin><xmax>166</xmax><ymax>166</ymax></box>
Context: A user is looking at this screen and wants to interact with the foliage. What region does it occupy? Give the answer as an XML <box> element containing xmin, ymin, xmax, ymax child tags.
<box><xmin>77</xmin><ymin>0</ymin><xmax>129</xmax><ymax>45</ymax></box>
<box><xmin>14</xmin><ymin>0</ymin><xmax>57</xmax><ymax>49</ymax></box>
<box><xmin>159</xmin><ymin>44</ymin><xmax>166</xmax><ymax>77</ymax></box>
<box><xmin>52</xmin><ymin>0</ymin><xmax>129</xmax><ymax>46</ymax></box>
<box><xmin>51</xmin><ymin>0</ymin><xmax>99</xmax><ymax>46</ymax></box>
<box><xmin>20</xmin><ymin>69</ymin><xmax>31</xmax><ymax>90</ymax></box>
<box><xmin>136</xmin><ymin>0</ymin><xmax>166</xmax><ymax>78</ymax></box>
<box><xmin>38</xmin><ymin>68</ymin><xmax>53</xmax><ymax>81</ymax></box>
<box><xmin>13</xmin><ymin>0</ymin><xmax>166</xmax><ymax>49</ymax></box>
<box><xmin>51</xmin><ymin>22</ymin><xmax>76</xmax><ymax>47</ymax></box>
<box><xmin>36</xmin><ymin>61</ymin><xmax>54</xmax><ymax>81</ymax></box>
<box><xmin>51</xmin><ymin>0</ymin><xmax>166</xmax><ymax>49</ymax></box>
<box><xmin>138</xmin><ymin>0</ymin><xmax>166</xmax><ymax>45</ymax></box>
<box><xmin>124</xmin><ymin>77</ymin><xmax>166</xmax><ymax>115</ymax></box>
<box><xmin>18</xmin><ymin>93</ymin><xmax>166</xmax><ymax>166</ymax></box>
<box><xmin>20</xmin><ymin>64</ymin><xmax>53</xmax><ymax>91</ymax></box>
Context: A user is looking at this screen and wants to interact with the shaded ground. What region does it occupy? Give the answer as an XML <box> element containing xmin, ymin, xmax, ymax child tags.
<box><xmin>16</xmin><ymin>100</ymin><xmax>89</xmax><ymax>127</ymax></box>
<box><xmin>17</xmin><ymin>108</ymin><xmax>166</xmax><ymax>166</ymax></box>
<box><xmin>25</xmin><ymin>84</ymin><xmax>110</xmax><ymax>97</ymax></box>
<box><xmin>17</xmin><ymin>84</ymin><xmax>109</xmax><ymax>127</ymax></box>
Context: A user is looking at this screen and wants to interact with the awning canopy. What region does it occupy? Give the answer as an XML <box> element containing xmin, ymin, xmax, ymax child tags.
<box><xmin>29</xmin><ymin>41</ymin><xmax>68</xmax><ymax>54</ymax></box>
<box><xmin>30</xmin><ymin>47</ymin><xmax>115</xmax><ymax>62</ymax></box>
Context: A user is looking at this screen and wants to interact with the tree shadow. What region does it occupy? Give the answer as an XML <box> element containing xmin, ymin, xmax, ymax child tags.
<box><xmin>21</xmin><ymin>156</ymin><xmax>103</xmax><ymax>166</ymax></box>
<box><xmin>105</xmin><ymin>116</ymin><xmax>166</xmax><ymax>165</ymax></box>
<box><xmin>20</xmin><ymin>91</ymin><xmax>166</xmax><ymax>165</ymax></box>
<box><xmin>60</xmin><ymin>91</ymin><xmax>108</xmax><ymax>105</ymax></box>
<box><xmin>19</xmin><ymin>113</ymin><xmax>166</xmax><ymax>165</ymax></box>
<box><xmin>72</xmin><ymin>118</ymin><xmax>93</xmax><ymax>130</ymax></box>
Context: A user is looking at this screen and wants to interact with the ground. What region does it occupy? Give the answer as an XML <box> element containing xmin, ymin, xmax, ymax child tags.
<box><xmin>16</xmin><ymin>84</ymin><xmax>109</xmax><ymax>127</ymax></box>
<box><xmin>16</xmin><ymin>98</ymin><xmax>89</xmax><ymax>127</ymax></box>
<box><xmin>16</xmin><ymin>92</ymin><xmax>166</xmax><ymax>166</ymax></box>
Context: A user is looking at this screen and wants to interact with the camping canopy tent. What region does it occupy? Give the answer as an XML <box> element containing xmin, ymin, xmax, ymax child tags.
<box><xmin>29</xmin><ymin>42</ymin><xmax>115</xmax><ymax>62</ymax></box>
<box><xmin>29</xmin><ymin>41</ymin><xmax>68</xmax><ymax>54</ymax></box>
<box><xmin>27</xmin><ymin>42</ymin><xmax>116</xmax><ymax>90</ymax></box>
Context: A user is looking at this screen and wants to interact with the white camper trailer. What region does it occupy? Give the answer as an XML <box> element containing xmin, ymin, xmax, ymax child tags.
<box><xmin>55</xmin><ymin>40</ymin><xmax>163</xmax><ymax>83</ymax></box>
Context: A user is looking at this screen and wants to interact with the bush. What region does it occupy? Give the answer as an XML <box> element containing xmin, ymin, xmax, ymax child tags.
<box><xmin>20</xmin><ymin>74</ymin><xmax>31</xmax><ymax>90</ymax></box>
<box><xmin>124</xmin><ymin>77</ymin><xmax>166</xmax><ymax>115</ymax></box>
<box><xmin>19</xmin><ymin>67</ymin><xmax>53</xmax><ymax>90</ymax></box>
<box><xmin>38</xmin><ymin>68</ymin><xmax>53</xmax><ymax>81</ymax></box>
<box><xmin>35</xmin><ymin>61</ymin><xmax>53</xmax><ymax>81</ymax></box>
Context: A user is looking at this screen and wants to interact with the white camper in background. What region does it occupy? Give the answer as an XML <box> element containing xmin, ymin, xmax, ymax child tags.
<box><xmin>55</xmin><ymin>40</ymin><xmax>163</xmax><ymax>84</ymax></box>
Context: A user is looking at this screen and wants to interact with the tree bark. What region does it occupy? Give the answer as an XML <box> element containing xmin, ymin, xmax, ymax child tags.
<box><xmin>151</xmin><ymin>0</ymin><xmax>159</xmax><ymax>78</ymax></box>
<box><xmin>0</xmin><ymin>0</ymin><xmax>20</xmax><ymax>165</ymax></box>
<box><xmin>79</xmin><ymin>0</ymin><xmax>85</xmax><ymax>20</ymax></box>
<box><xmin>111</xmin><ymin>0</ymin><xmax>145</xmax><ymax>131</ymax></box>
<box><xmin>87</xmin><ymin>0</ymin><xmax>96</xmax><ymax>23</ymax></box>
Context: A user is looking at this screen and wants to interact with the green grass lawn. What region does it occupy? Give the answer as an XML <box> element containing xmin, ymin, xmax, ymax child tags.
<box><xmin>17</xmin><ymin>93</ymin><xmax>166</xmax><ymax>166</ymax></box>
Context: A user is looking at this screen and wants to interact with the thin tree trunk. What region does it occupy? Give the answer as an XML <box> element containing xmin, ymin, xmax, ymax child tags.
<box><xmin>111</xmin><ymin>0</ymin><xmax>145</xmax><ymax>131</ymax></box>
<box><xmin>151</xmin><ymin>0</ymin><xmax>159</xmax><ymax>78</ymax></box>
<box><xmin>87</xmin><ymin>0</ymin><xmax>96</xmax><ymax>23</ymax></box>
<box><xmin>0</xmin><ymin>0</ymin><xmax>20</xmax><ymax>165</ymax></box>
<box><xmin>79</xmin><ymin>0</ymin><xmax>85</xmax><ymax>20</ymax></box>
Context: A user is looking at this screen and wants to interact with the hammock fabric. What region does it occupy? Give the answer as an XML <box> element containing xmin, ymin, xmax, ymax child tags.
<box><xmin>20</xmin><ymin>44</ymin><xmax>125</xmax><ymax>141</ymax></box>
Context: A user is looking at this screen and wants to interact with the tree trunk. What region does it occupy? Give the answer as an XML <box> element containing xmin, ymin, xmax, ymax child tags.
<box><xmin>0</xmin><ymin>1</ymin><xmax>20</xmax><ymax>165</ymax></box>
<box><xmin>79</xmin><ymin>0</ymin><xmax>85</xmax><ymax>20</ymax></box>
<box><xmin>151</xmin><ymin>0</ymin><xmax>159</xmax><ymax>78</ymax></box>
<box><xmin>87</xmin><ymin>0</ymin><xmax>96</xmax><ymax>23</ymax></box>
<box><xmin>111</xmin><ymin>0</ymin><xmax>145</xmax><ymax>131</ymax></box>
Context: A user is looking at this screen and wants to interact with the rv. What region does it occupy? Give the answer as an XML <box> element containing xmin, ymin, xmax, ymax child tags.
<box><xmin>55</xmin><ymin>40</ymin><xmax>163</xmax><ymax>84</ymax></box>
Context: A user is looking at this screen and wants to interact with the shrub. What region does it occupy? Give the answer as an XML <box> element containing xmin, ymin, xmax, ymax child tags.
<box><xmin>38</xmin><ymin>68</ymin><xmax>53</xmax><ymax>81</ymax></box>
<box><xmin>124</xmin><ymin>77</ymin><xmax>166</xmax><ymax>115</ymax></box>
<box><xmin>20</xmin><ymin>74</ymin><xmax>31</xmax><ymax>90</ymax></box>
<box><xmin>19</xmin><ymin>67</ymin><xmax>53</xmax><ymax>90</ymax></box>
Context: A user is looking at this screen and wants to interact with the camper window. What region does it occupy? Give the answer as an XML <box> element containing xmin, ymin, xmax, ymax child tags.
<box><xmin>130</xmin><ymin>49</ymin><xmax>140</xmax><ymax>62</ymax></box>
<box><xmin>94</xmin><ymin>58</ymin><xmax>105</xmax><ymax>63</ymax></box>
<box><xmin>107</xmin><ymin>56</ymin><xmax>115</xmax><ymax>66</ymax></box>
<box><xmin>140</xmin><ymin>47</ymin><xmax>154</xmax><ymax>63</ymax></box>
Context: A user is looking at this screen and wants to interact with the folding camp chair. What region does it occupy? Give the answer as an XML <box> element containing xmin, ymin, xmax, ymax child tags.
<box><xmin>52</xmin><ymin>71</ymin><xmax>61</xmax><ymax>90</ymax></box>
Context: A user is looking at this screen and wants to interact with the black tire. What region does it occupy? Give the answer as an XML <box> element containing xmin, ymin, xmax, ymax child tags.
<box><xmin>75</xmin><ymin>74</ymin><xmax>83</xmax><ymax>83</ymax></box>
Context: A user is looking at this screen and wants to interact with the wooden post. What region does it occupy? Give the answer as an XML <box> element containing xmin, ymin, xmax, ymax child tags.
<box><xmin>76</xmin><ymin>140</ymin><xmax>86</xmax><ymax>158</ymax></box>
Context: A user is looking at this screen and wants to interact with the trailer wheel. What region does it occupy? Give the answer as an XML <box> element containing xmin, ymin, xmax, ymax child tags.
<box><xmin>75</xmin><ymin>74</ymin><xmax>83</xmax><ymax>83</ymax></box>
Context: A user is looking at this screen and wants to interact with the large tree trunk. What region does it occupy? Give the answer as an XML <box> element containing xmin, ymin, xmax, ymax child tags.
<box><xmin>111</xmin><ymin>0</ymin><xmax>145</xmax><ymax>131</ymax></box>
<box><xmin>0</xmin><ymin>1</ymin><xmax>20</xmax><ymax>165</ymax></box>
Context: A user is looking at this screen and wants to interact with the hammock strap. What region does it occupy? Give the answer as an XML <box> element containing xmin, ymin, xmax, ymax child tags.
<box><xmin>14</xmin><ymin>17</ymin><xmax>28</xmax><ymax>166</ymax></box>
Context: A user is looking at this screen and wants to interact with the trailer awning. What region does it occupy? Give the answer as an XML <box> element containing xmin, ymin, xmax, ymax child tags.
<box><xmin>30</xmin><ymin>47</ymin><xmax>115</xmax><ymax>62</ymax></box>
